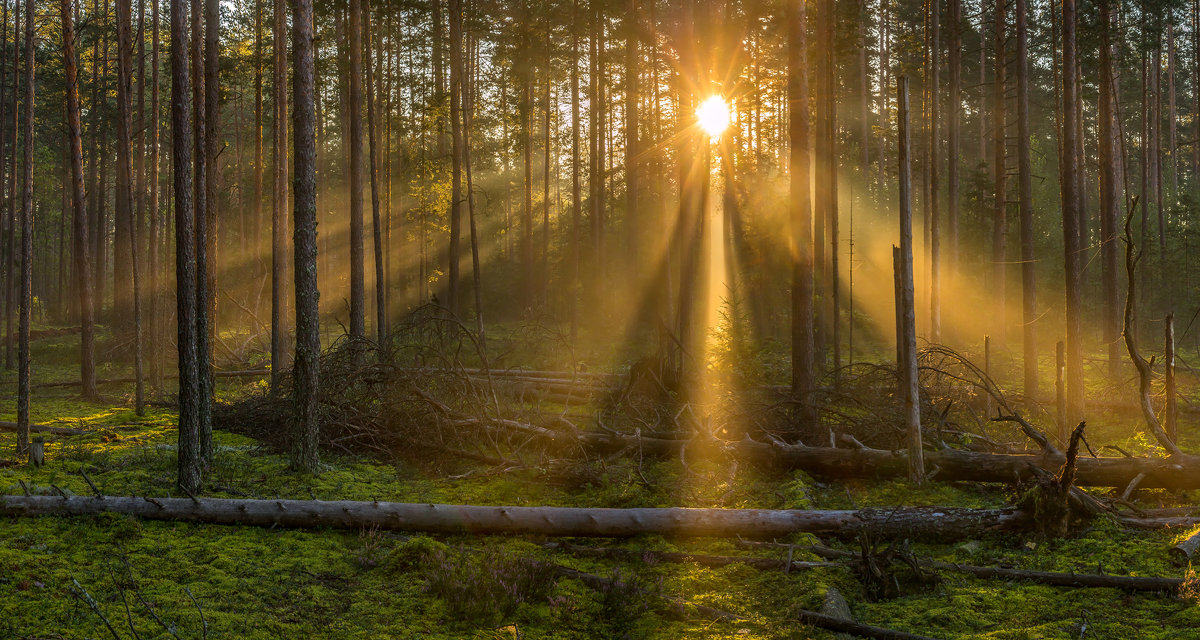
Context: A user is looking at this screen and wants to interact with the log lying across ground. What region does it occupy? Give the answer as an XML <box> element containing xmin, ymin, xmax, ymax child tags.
<box><xmin>0</xmin><ymin>495</ymin><xmax>1029</xmax><ymax>540</ymax></box>
<box><xmin>531</xmin><ymin>426</ymin><xmax>1200</xmax><ymax>490</ymax></box>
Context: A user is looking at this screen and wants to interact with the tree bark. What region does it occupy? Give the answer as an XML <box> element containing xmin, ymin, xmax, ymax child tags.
<box><xmin>348</xmin><ymin>0</ymin><xmax>365</xmax><ymax>338</ymax></box>
<box><xmin>1016</xmin><ymin>0</ymin><xmax>1036</xmax><ymax>398</ymax></box>
<box><xmin>15</xmin><ymin>0</ymin><xmax>32</xmax><ymax>458</ymax></box>
<box><xmin>788</xmin><ymin>0</ymin><xmax>813</xmax><ymax>415</ymax></box>
<box><xmin>0</xmin><ymin>496</ymin><xmax>1029</xmax><ymax>541</ymax></box>
<box><xmin>365</xmin><ymin>0</ymin><xmax>385</xmax><ymax>343</ymax></box>
<box><xmin>991</xmin><ymin>0</ymin><xmax>1007</xmax><ymax>343</ymax></box>
<box><xmin>1099</xmin><ymin>0</ymin><xmax>1122</xmax><ymax>380</ymax></box>
<box><xmin>269</xmin><ymin>0</ymin><xmax>287</xmax><ymax>393</ymax></box>
<box><xmin>897</xmin><ymin>77</ymin><xmax>924</xmax><ymax>482</ymax></box>
<box><xmin>291</xmin><ymin>0</ymin><xmax>320</xmax><ymax>474</ymax></box>
<box><xmin>171</xmin><ymin>0</ymin><xmax>201</xmax><ymax>494</ymax></box>
<box><xmin>61</xmin><ymin>0</ymin><xmax>97</xmax><ymax>402</ymax></box>
<box><xmin>1060</xmin><ymin>0</ymin><xmax>1085</xmax><ymax>431</ymax></box>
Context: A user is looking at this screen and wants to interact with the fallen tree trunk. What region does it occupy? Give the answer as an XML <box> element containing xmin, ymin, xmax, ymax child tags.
<box><xmin>930</xmin><ymin>562</ymin><xmax>1183</xmax><ymax>591</ymax></box>
<box><xmin>551</xmin><ymin>429</ymin><xmax>1200</xmax><ymax>490</ymax></box>
<box><xmin>0</xmin><ymin>421</ymin><xmax>86</xmax><ymax>436</ymax></box>
<box><xmin>0</xmin><ymin>495</ymin><xmax>1028</xmax><ymax>540</ymax></box>
<box><xmin>1171</xmin><ymin>527</ymin><xmax>1200</xmax><ymax>565</ymax></box>
<box><xmin>795</xmin><ymin>610</ymin><xmax>944</xmax><ymax>640</ymax></box>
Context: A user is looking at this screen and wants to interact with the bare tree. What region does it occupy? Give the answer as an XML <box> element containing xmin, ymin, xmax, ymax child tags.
<box><xmin>61</xmin><ymin>0</ymin><xmax>97</xmax><ymax>401</ymax></box>
<box><xmin>171</xmin><ymin>0</ymin><xmax>201</xmax><ymax>493</ymax></box>
<box><xmin>15</xmin><ymin>0</ymin><xmax>32</xmax><ymax>458</ymax></box>
<box><xmin>292</xmin><ymin>0</ymin><xmax>320</xmax><ymax>473</ymax></box>
<box><xmin>1060</xmin><ymin>0</ymin><xmax>1085</xmax><ymax>432</ymax></box>
<box><xmin>788</xmin><ymin>0</ymin><xmax>814</xmax><ymax>416</ymax></box>
<box><xmin>348</xmin><ymin>0</ymin><xmax>366</xmax><ymax>338</ymax></box>
<box><xmin>1016</xmin><ymin>0</ymin><xmax>1036</xmax><ymax>397</ymax></box>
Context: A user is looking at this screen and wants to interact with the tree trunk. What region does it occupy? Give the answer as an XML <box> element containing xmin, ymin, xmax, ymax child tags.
<box><xmin>365</xmin><ymin>0</ymin><xmax>385</xmax><ymax>344</ymax></box>
<box><xmin>269</xmin><ymin>0</ymin><xmax>287</xmax><ymax>393</ymax></box>
<box><xmin>61</xmin><ymin>0</ymin><xmax>97</xmax><ymax>402</ymax></box>
<box><xmin>1060</xmin><ymin>0</ymin><xmax>1085</xmax><ymax>432</ymax></box>
<box><xmin>947</xmin><ymin>0</ymin><xmax>959</xmax><ymax>272</ymax></box>
<box><xmin>15</xmin><ymin>0</ymin><xmax>33</xmax><ymax>458</ymax></box>
<box><xmin>787</xmin><ymin>0</ymin><xmax>814</xmax><ymax>418</ymax></box>
<box><xmin>625</xmin><ymin>0</ymin><xmax>639</xmax><ymax>276</ymax></box>
<box><xmin>148</xmin><ymin>0</ymin><xmax>162</xmax><ymax>390</ymax></box>
<box><xmin>291</xmin><ymin>0</ymin><xmax>320</xmax><ymax>474</ymax></box>
<box><xmin>896</xmin><ymin>76</ymin><xmax>924</xmax><ymax>482</ymax></box>
<box><xmin>928</xmin><ymin>0</ymin><xmax>941</xmax><ymax>342</ymax></box>
<box><xmin>991</xmin><ymin>0</ymin><xmax>1007</xmax><ymax>343</ymax></box>
<box><xmin>0</xmin><ymin>495</ymin><xmax>1030</xmax><ymax>541</ymax></box>
<box><xmin>348</xmin><ymin>0</ymin><xmax>365</xmax><ymax>338</ymax></box>
<box><xmin>1016</xmin><ymin>0</ymin><xmax>1036</xmax><ymax>398</ymax></box>
<box><xmin>170</xmin><ymin>0</ymin><xmax>201</xmax><ymax>494</ymax></box>
<box><xmin>1099</xmin><ymin>0</ymin><xmax>1122</xmax><ymax>380</ymax></box>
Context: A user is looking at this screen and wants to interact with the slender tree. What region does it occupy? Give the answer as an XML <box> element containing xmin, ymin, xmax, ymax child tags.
<box><xmin>1016</xmin><ymin>0</ymin><xmax>1036</xmax><ymax>397</ymax></box>
<box><xmin>348</xmin><ymin>0</ymin><xmax>366</xmax><ymax>338</ymax></box>
<box><xmin>292</xmin><ymin>0</ymin><xmax>320</xmax><ymax>473</ymax></box>
<box><xmin>15</xmin><ymin>0</ymin><xmax>33</xmax><ymax>458</ymax></box>
<box><xmin>171</xmin><ymin>0</ymin><xmax>201</xmax><ymax>493</ymax></box>
<box><xmin>270</xmin><ymin>0</ymin><xmax>287</xmax><ymax>393</ymax></box>
<box><xmin>365</xmin><ymin>0</ymin><xmax>386</xmax><ymax>344</ymax></box>
<box><xmin>61</xmin><ymin>0</ymin><xmax>97</xmax><ymax>401</ymax></box>
<box><xmin>992</xmin><ymin>0</ymin><xmax>1007</xmax><ymax>343</ymax></box>
<box><xmin>1099</xmin><ymin>0</ymin><xmax>1122</xmax><ymax>378</ymax></box>
<box><xmin>788</xmin><ymin>0</ymin><xmax>814</xmax><ymax>418</ymax></box>
<box><xmin>1061</xmin><ymin>0</ymin><xmax>1085</xmax><ymax>432</ymax></box>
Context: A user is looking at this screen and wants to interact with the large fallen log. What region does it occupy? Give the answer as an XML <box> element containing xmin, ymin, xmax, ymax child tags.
<box><xmin>541</xmin><ymin>427</ymin><xmax>1200</xmax><ymax>490</ymax></box>
<box><xmin>0</xmin><ymin>495</ymin><xmax>1028</xmax><ymax>540</ymax></box>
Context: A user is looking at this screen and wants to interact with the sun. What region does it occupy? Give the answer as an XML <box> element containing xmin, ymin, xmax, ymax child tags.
<box><xmin>696</xmin><ymin>95</ymin><xmax>730</xmax><ymax>139</ymax></box>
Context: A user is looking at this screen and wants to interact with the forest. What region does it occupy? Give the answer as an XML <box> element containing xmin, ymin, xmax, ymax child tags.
<box><xmin>4</xmin><ymin>0</ymin><xmax>1200</xmax><ymax>636</ymax></box>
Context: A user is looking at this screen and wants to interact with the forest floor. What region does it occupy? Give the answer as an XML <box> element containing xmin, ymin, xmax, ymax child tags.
<box><xmin>2</xmin><ymin>329</ymin><xmax>1200</xmax><ymax>639</ymax></box>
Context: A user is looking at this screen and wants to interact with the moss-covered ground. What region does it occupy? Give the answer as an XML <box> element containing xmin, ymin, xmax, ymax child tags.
<box><xmin>3</xmin><ymin>330</ymin><xmax>1200</xmax><ymax>639</ymax></box>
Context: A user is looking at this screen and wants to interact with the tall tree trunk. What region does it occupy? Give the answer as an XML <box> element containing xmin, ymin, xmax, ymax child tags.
<box><xmin>992</xmin><ymin>0</ymin><xmax>1007</xmax><ymax>344</ymax></box>
<box><xmin>116</xmin><ymin>0</ymin><xmax>144</xmax><ymax>415</ymax></box>
<box><xmin>625</xmin><ymin>0</ymin><xmax>639</xmax><ymax>276</ymax></box>
<box><xmin>253</xmin><ymin>0</ymin><xmax>263</xmax><ymax>310</ymax></box>
<box><xmin>928</xmin><ymin>0</ymin><xmax>941</xmax><ymax>341</ymax></box>
<box><xmin>1099</xmin><ymin>0</ymin><xmax>1122</xmax><ymax>379</ymax></box>
<box><xmin>190</xmin><ymin>0</ymin><xmax>213</xmax><ymax>465</ymax></box>
<box><xmin>270</xmin><ymin>0</ymin><xmax>287</xmax><ymax>393</ymax></box>
<box><xmin>463</xmin><ymin>22</ymin><xmax>485</xmax><ymax>348</ymax></box>
<box><xmin>897</xmin><ymin>76</ymin><xmax>924</xmax><ymax>482</ymax></box>
<box><xmin>203</xmin><ymin>0</ymin><xmax>220</xmax><ymax>392</ymax></box>
<box><xmin>4</xmin><ymin>0</ymin><xmax>18</xmax><ymax>371</ymax></box>
<box><xmin>63</xmin><ymin>0</ymin><xmax>97</xmax><ymax>400</ymax></box>
<box><xmin>1016</xmin><ymin>0</ymin><xmax>1036</xmax><ymax>397</ymax></box>
<box><xmin>570</xmin><ymin>0</ymin><xmax>580</xmax><ymax>341</ymax></box>
<box><xmin>348</xmin><ymin>0</ymin><xmax>365</xmax><ymax>338</ymax></box>
<box><xmin>365</xmin><ymin>0</ymin><xmax>385</xmax><ymax>344</ymax></box>
<box><xmin>947</xmin><ymin>0</ymin><xmax>960</xmax><ymax>272</ymax></box>
<box><xmin>148</xmin><ymin>0</ymin><xmax>161</xmax><ymax>389</ymax></box>
<box><xmin>447</xmin><ymin>0</ymin><xmax>463</xmax><ymax>317</ymax></box>
<box><xmin>15</xmin><ymin>0</ymin><xmax>32</xmax><ymax>458</ymax></box>
<box><xmin>292</xmin><ymin>0</ymin><xmax>320</xmax><ymax>473</ymax></box>
<box><xmin>171</xmin><ymin>0</ymin><xmax>201</xmax><ymax>494</ymax></box>
<box><xmin>1060</xmin><ymin>0</ymin><xmax>1085</xmax><ymax>434</ymax></box>
<box><xmin>788</xmin><ymin>0</ymin><xmax>814</xmax><ymax>420</ymax></box>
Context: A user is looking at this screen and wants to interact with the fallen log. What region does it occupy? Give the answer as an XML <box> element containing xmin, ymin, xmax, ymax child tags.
<box><xmin>929</xmin><ymin>562</ymin><xmax>1183</xmax><ymax>592</ymax></box>
<box><xmin>543</xmin><ymin>427</ymin><xmax>1200</xmax><ymax>490</ymax></box>
<box><xmin>1171</xmin><ymin>528</ymin><xmax>1200</xmax><ymax>565</ymax></box>
<box><xmin>0</xmin><ymin>421</ymin><xmax>86</xmax><ymax>436</ymax></box>
<box><xmin>0</xmin><ymin>495</ymin><xmax>1028</xmax><ymax>540</ymax></box>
